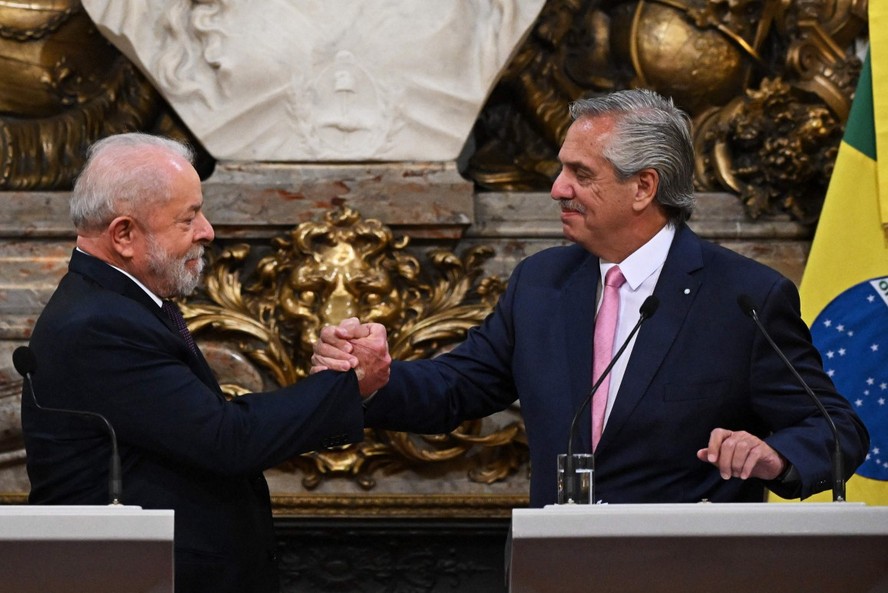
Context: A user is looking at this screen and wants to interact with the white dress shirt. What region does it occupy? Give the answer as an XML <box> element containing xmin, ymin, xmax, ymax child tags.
<box><xmin>597</xmin><ymin>224</ymin><xmax>676</xmax><ymax>427</ymax></box>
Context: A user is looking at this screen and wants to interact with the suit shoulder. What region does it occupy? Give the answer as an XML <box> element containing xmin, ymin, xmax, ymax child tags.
<box><xmin>34</xmin><ymin>272</ymin><xmax>160</xmax><ymax>340</ymax></box>
<box><xmin>698</xmin><ymin>238</ymin><xmax>786</xmax><ymax>283</ymax></box>
<box><xmin>515</xmin><ymin>244</ymin><xmax>592</xmax><ymax>281</ymax></box>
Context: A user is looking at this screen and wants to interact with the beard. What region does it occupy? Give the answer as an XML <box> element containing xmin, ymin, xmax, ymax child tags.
<box><xmin>145</xmin><ymin>235</ymin><xmax>205</xmax><ymax>298</ymax></box>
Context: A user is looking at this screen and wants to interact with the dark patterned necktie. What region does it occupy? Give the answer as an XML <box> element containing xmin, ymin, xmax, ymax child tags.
<box><xmin>162</xmin><ymin>300</ymin><xmax>199</xmax><ymax>357</ymax></box>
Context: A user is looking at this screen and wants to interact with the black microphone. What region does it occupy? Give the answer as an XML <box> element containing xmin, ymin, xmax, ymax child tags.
<box><xmin>13</xmin><ymin>346</ymin><xmax>123</xmax><ymax>506</ymax></box>
<box><xmin>562</xmin><ymin>295</ymin><xmax>659</xmax><ymax>503</ymax></box>
<box><xmin>736</xmin><ymin>294</ymin><xmax>845</xmax><ymax>502</ymax></box>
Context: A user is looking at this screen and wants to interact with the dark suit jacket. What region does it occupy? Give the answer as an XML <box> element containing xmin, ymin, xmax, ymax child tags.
<box><xmin>364</xmin><ymin>225</ymin><xmax>869</xmax><ymax>507</ymax></box>
<box><xmin>22</xmin><ymin>249</ymin><xmax>365</xmax><ymax>593</ymax></box>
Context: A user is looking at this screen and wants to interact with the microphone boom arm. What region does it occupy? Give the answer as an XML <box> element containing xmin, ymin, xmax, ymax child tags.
<box><xmin>738</xmin><ymin>296</ymin><xmax>846</xmax><ymax>502</ymax></box>
<box><xmin>14</xmin><ymin>346</ymin><xmax>123</xmax><ymax>505</ymax></box>
<box><xmin>562</xmin><ymin>296</ymin><xmax>659</xmax><ymax>503</ymax></box>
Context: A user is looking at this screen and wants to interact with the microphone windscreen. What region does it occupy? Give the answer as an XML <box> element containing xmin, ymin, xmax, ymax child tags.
<box><xmin>640</xmin><ymin>295</ymin><xmax>659</xmax><ymax>319</ymax></box>
<box><xmin>12</xmin><ymin>346</ymin><xmax>36</xmax><ymax>377</ymax></box>
<box><xmin>737</xmin><ymin>294</ymin><xmax>757</xmax><ymax>317</ymax></box>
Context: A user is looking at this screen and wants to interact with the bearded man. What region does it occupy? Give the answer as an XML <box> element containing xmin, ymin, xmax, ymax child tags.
<box><xmin>20</xmin><ymin>133</ymin><xmax>389</xmax><ymax>593</ymax></box>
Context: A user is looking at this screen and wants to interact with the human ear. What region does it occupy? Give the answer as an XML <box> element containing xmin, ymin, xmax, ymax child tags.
<box><xmin>108</xmin><ymin>216</ymin><xmax>137</xmax><ymax>258</ymax></box>
<box><xmin>632</xmin><ymin>169</ymin><xmax>659</xmax><ymax>212</ymax></box>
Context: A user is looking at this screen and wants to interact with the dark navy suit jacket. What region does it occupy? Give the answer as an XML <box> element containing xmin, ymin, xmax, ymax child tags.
<box><xmin>23</xmin><ymin>249</ymin><xmax>365</xmax><ymax>593</ymax></box>
<box><xmin>364</xmin><ymin>225</ymin><xmax>869</xmax><ymax>507</ymax></box>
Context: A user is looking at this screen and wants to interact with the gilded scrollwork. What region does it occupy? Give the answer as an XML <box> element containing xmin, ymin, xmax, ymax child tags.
<box><xmin>693</xmin><ymin>77</ymin><xmax>844</xmax><ymax>222</ymax></box>
<box><xmin>468</xmin><ymin>0</ymin><xmax>867</xmax><ymax>222</ymax></box>
<box><xmin>181</xmin><ymin>207</ymin><xmax>524</xmax><ymax>489</ymax></box>
<box><xmin>0</xmin><ymin>0</ymin><xmax>871</xmax><ymax>218</ymax></box>
<box><xmin>0</xmin><ymin>0</ymin><xmax>212</xmax><ymax>190</ymax></box>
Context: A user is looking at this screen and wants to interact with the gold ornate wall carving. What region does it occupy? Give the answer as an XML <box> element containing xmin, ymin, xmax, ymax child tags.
<box><xmin>467</xmin><ymin>0</ymin><xmax>868</xmax><ymax>222</ymax></box>
<box><xmin>181</xmin><ymin>207</ymin><xmax>528</xmax><ymax>492</ymax></box>
<box><xmin>0</xmin><ymin>0</ymin><xmax>211</xmax><ymax>189</ymax></box>
<box><xmin>0</xmin><ymin>0</ymin><xmax>869</xmax><ymax>223</ymax></box>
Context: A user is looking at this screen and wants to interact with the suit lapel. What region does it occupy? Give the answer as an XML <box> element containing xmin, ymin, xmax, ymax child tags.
<box><xmin>598</xmin><ymin>226</ymin><xmax>704</xmax><ymax>450</ymax></box>
<box><xmin>561</xmin><ymin>253</ymin><xmax>599</xmax><ymax>452</ymax></box>
<box><xmin>68</xmin><ymin>250</ymin><xmax>225</xmax><ymax>399</ymax></box>
<box><xmin>158</xmin><ymin>303</ymin><xmax>223</xmax><ymax>392</ymax></box>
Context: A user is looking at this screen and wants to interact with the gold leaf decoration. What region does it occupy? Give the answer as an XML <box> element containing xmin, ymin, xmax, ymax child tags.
<box><xmin>181</xmin><ymin>206</ymin><xmax>525</xmax><ymax>489</ymax></box>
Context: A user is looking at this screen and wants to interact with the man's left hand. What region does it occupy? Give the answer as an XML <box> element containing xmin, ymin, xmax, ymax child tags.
<box><xmin>696</xmin><ymin>428</ymin><xmax>786</xmax><ymax>481</ymax></box>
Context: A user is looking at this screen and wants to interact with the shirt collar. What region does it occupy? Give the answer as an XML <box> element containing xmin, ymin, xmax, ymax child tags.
<box><xmin>599</xmin><ymin>224</ymin><xmax>676</xmax><ymax>291</ymax></box>
<box><xmin>75</xmin><ymin>247</ymin><xmax>164</xmax><ymax>307</ymax></box>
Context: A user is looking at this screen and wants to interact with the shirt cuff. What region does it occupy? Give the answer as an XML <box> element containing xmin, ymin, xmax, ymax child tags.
<box><xmin>361</xmin><ymin>390</ymin><xmax>379</xmax><ymax>408</ymax></box>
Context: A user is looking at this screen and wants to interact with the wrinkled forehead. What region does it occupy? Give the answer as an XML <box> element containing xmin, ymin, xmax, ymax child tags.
<box><xmin>559</xmin><ymin>116</ymin><xmax>616</xmax><ymax>161</ymax></box>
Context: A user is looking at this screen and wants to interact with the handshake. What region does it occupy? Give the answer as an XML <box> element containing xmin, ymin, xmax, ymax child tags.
<box><xmin>311</xmin><ymin>318</ymin><xmax>392</xmax><ymax>397</ymax></box>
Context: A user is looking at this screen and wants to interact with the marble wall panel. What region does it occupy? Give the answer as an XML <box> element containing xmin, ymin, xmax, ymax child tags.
<box><xmin>203</xmin><ymin>162</ymin><xmax>474</xmax><ymax>239</ymax></box>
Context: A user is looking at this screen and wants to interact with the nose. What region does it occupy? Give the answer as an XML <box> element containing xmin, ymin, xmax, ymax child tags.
<box><xmin>196</xmin><ymin>212</ymin><xmax>215</xmax><ymax>244</ymax></box>
<box><xmin>551</xmin><ymin>171</ymin><xmax>573</xmax><ymax>201</ymax></box>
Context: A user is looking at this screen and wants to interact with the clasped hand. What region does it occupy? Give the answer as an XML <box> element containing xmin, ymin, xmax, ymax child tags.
<box><xmin>311</xmin><ymin>317</ymin><xmax>391</xmax><ymax>397</ymax></box>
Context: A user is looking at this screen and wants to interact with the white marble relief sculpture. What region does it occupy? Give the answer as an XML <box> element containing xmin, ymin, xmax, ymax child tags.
<box><xmin>81</xmin><ymin>0</ymin><xmax>546</xmax><ymax>162</ymax></box>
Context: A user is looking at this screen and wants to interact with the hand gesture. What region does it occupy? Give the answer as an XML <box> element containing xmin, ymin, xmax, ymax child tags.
<box><xmin>697</xmin><ymin>428</ymin><xmax>787</xmax><ymax>481</ymax></box>
<box><xmin>311</xmin><ymin>317</ymin><xmax>391</xmax><ymax>397</ymax></box>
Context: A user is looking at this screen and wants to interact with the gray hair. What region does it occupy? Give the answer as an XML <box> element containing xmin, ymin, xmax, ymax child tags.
<box><xmin>70</xmin><ymin>133</ymin><xmax>195</xmax><ymax>233</ymax></box>
<box><xmin>568</xmin><ymin>89</ymin><xmax>696</xmax><ymax>224</ymax></box>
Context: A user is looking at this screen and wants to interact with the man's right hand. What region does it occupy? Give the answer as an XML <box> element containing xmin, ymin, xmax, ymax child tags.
<box><xmin>311</xmin><ymin>317</ymin><xmax>391</xmax><ymax>397</ymax></box>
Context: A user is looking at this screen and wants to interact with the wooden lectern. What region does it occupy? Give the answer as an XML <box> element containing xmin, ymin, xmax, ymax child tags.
<box><xmin>510</xmin><ymin>503</ymin><xmax>888</xmax><ymax>593</ymax></box>
<box><xmin>0</xmin><ymin>505</ymin><xmax>174</xmax><ymax>593</ymax></box>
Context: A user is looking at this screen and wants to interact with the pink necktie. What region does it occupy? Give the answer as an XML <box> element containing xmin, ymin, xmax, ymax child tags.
<box><xmin>591</xmin><ymin>266</ymin><xmax>625</xmax><ymax>451</ymax></box>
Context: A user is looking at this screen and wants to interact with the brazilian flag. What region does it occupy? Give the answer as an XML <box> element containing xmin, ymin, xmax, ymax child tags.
<box><xmin>791</xmin><ymin>9</ymin><xmax>888</xmax><ymax>505</ymax></box>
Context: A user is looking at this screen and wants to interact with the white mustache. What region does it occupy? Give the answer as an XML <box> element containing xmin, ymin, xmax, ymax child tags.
<box><xmin>187</xmin><ymin>245</ymin><xmax>205</xmax><ymax>261</ymax></box>
<box><xmin>558</xmin><ymin>199</ymin><xmax>586</xmax><ymax>214</ymax></box>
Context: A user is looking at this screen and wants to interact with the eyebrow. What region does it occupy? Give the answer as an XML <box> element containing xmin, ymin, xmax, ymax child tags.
<box><xmin>176</xmin><ymin>202</ymin><xmax>203</xmax><ymax>219</ymax></box>
<box><xmin>560</xmin><ymin>158</ymin><xmax>593</xmax><ymax>175</ymax></box>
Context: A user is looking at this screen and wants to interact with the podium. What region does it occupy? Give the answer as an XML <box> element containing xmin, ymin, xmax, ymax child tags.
<box><xmin>0</xmin><ymin>505</ymin><xmax>174</xmax><ymax>593</ymax></box>
<box><xmin>510</xmin><ymin>503</ymin><xmax>888</xmax><ymax>593</ymax></box>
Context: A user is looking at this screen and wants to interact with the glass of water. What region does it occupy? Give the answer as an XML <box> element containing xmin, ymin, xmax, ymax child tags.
<box><xmin>557</xmin><ymin>453</ymin><xmax>594</xmax><ymax>504</ymax></box>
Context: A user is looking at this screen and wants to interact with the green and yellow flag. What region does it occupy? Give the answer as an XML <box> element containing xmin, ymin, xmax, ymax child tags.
<box><xmin>794</xmin><ymin>7</ymin><xmax>888</xmax><ymax>505</ymax></box>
